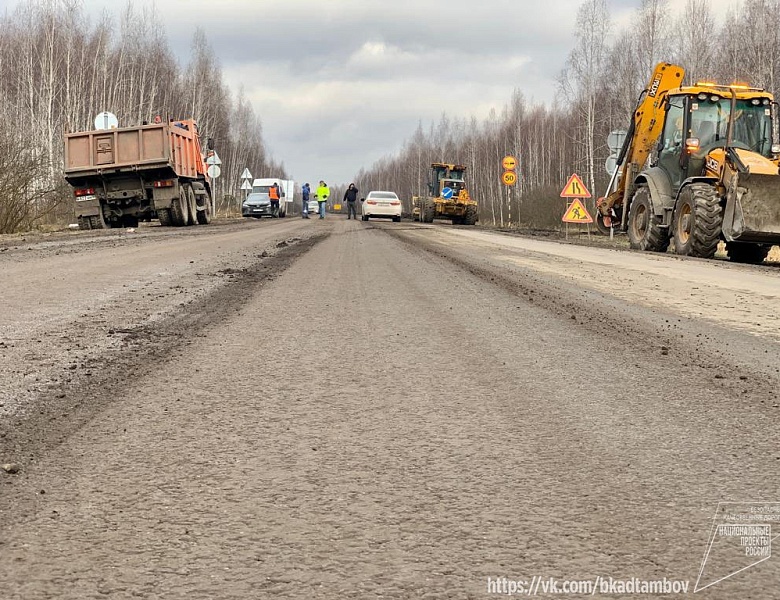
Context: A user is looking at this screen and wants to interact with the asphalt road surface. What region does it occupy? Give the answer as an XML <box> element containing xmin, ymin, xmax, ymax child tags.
<box><xmin>1</xmin><ymin>218</ymin><xmax>779</xmax><ymax>599</ymax></box>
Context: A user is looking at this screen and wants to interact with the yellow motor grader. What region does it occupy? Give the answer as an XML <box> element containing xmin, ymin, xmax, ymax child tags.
<box><xmin>412</xmin><ymin>163</ymin><xmax>478</xmax><ymax>225</ymax></box>
<box><xmin>598</xmin><ymin>62</ymin><xmax>780</xmax><ymax>263</ymax></box>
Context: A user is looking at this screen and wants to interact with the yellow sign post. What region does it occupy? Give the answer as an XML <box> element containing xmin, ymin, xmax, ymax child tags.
<box><xmin>502</xmin><ymin>155</ymin><xmax>517</xmax><ymax>171</ymax></box>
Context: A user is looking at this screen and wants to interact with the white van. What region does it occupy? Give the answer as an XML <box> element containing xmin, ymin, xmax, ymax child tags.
<box><xmin>251</xmin><ymin>178</ymin><xmax>295</xmax><ymax>217</ymax></box>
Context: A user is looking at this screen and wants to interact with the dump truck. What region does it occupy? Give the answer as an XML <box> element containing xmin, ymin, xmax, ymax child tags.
<box><xmin>65</xmin><ymin>118</ymin><xmax>213</xmax><ymax>229</ymax></box>
<box><xmin>597</xmin><ymin>62</ymin><xmax>780</xmax><ymax>263</ymax></box>
<box><xmin>412</xmin><ymin>163</ymin><xmax>478</xmax><ymax>225</ymax></box>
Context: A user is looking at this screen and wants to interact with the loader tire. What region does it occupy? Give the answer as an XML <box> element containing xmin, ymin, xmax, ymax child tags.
<box><xmin>171</xmin><ymin>186</ymin><xmax>188</xmax><ymax>226</ymax></box>
<box><xmin>185</xmin><ymin>184</ymin><xmax>198</xmax><ymax>226</ymax></box>
<box><xmin>673</xmin><ymin>183</ymin><xmax>722</xmax><ymax>259</ymax></box>
<box><xmin>196</xmin><ymin>190</ymin><xmax>212</xmax><ymax>225</ymax></box>
<box><xmin>421</xmin><ymin>198</ymin><xmax>435</xmax><ymax>223</ymax></box>
<box><xmin>463</xmin><ymin>205</ymin><xmax>478</xmax><ymax>225</ymax></box>
<box><xmin>157</xmin><ymin>208</ymin><xmax>172</xmax><ymax>226</ymax></box>
<box><xmin>627</xmin><ymin>185</ymin><xmax>669</xmax><ymax>252</ymax></box>
<box><xmin>726</xmin><ymin>242</ymin><xmax>770</xmax><ymax>264</ymax></box>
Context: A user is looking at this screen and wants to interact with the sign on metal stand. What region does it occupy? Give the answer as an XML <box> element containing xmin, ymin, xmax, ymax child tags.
<box><xmin>240</xmin><ymin>168</ymin><xmax>253</xmax><ymax>205</ymax></box>
<box><xmin>560</xmin><ymin>173</ymin><xmax>592</xmax><ymax>240</ymax></box>
<box><xmin>502</xmin><ymin>155</ymin><xmax>518</xmax><ymax>226</ymax></box>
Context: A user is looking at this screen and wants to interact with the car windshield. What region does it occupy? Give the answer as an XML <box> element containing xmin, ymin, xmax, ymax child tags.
<box><xmin>245</xmin><ymin>193</ymin><xmax>269</xmax><ymax>203</ymax></box>
<box><xmin>368</xmin><ymin>192</ymin><xmax>398</xmax><ymax>199</ymax></box>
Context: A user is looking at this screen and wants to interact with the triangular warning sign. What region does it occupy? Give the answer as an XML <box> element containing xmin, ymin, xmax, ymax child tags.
<box><xmin>560</xmin><ymin>173</ymin><xmax>591</xmax><ymax>198</ymax></box>
<box><xmin>562</xmin><ymin>198</ymin><xmax>593</xmax><ymax>223</ymax></box>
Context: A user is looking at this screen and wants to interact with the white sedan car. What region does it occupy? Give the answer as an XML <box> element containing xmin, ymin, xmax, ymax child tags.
<box><xmin>362</xmin><ymin>191</ymin><xmax>402</xmax><ymax>222</ymax></box>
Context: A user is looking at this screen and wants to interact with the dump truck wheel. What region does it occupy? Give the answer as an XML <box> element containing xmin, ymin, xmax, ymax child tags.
<box><xmin>463</xmin><ymin>205</ymin><xmax>478</xmax><ymax>225</ymax></box>
<box><xmin>185</xmin><ymin>184</ymin><xmax>198</xmax><ymax>226</ymax></box>
<box><xmin>77</xmin><ymin>217</ymin><xmax>91</xmax><ymax>230</ymax></box>
<box><xmin>726</xmin><ymin>242</ymin><xmax>770</xmax><ymax>264</ymax></box>
<box><xmin>157</xmin><ymin>208</ymin><xmax>172</xmax><ymax>226</ymax></box>
<box><xmin>673</xmin><ymin>183</ymin><xmax>721</xmax><ymax>259</ymax></box>
<box><xmin>171</xmin><ymin>186</ymin><xmax>188</xmax><ymax>226</ymax></box>
<box><xmin>627</xmin><ymin>185</ymin><xmax>669</xmax><ymax>252</ymax></box>
<box><xmin>87</xmin><ymin>205</ymin><xmax>108</xmax><ymax>230</ymax></box>
<box><xmin>196</xmin><ymin>191</ymin><xmax>212</xmax><ymax>225</ymax></box>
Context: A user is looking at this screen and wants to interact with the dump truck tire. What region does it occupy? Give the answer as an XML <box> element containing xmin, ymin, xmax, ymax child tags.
<box><xmin>88</xmin><ymin>204</ymin><xmax>108</xmax><ymax>230</ymax></box>
<box><xmin>185</xmin><ymin>184</ymin><xmax>198</xmax><ymax>226</ymax></box>
<box><xmin>157</xmin><ymin>208</ymin><xmax>172</xmax><ymax>226</ymax></box>
<box><xmin>196</xmin><ymin>192</ymin><xmax>212</xmax><ymax>225</ymax></box>
<box><xmin>421</xmin><ymin>198</ymin><xmax>435</xmax><ymax>223</ymax></box>
<box><xmin>673</xmin><ymin>183</ymin><xmax>721</xmax><ymax>259</ymax></box>
<box><xmin>77</xmin><ymin>217</ymin><xmax>91</xmax><ymax>230</ymax></box>
<box><xmin>463</xmin><ymin>205</ymin><xmax>478</xmax><ymax>225</ymax></box>
<box><xmin>627</xmin><ymin>185</ymin><xmax>669</xmax><ymax>252</ymax></box>
<box><xmin>726</xmin><ymin>242</ymin><xmax>770</xmax><ymax>264</ymax></box>
<box><xmin>171</xmin><ymin>186</ymin><xmax>188</xmax><ymax>226</ymax></box>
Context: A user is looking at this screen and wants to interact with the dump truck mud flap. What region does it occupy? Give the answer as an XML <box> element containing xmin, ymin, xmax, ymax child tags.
<box><xmin>74</xmin><ymin>196</ymin><xmax>101</xmax><ymax>219</ymax></box>
<box><xmin>722</xmin><ymin>172</ymin><xmax>780</xmax><ymax>243</ymax></box>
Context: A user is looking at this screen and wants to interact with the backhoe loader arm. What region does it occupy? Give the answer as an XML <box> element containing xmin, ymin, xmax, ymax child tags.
<box><xmin>600</xmin><ymin>62</ymin><xmax>685</xmax><ymax>218</ymax></box>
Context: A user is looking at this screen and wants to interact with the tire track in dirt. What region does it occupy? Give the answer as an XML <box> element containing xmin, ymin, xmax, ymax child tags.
<box><xmin>0</xmin><ymin>232</ymin><xmax>329</xmax><ymax>518</ymax></box>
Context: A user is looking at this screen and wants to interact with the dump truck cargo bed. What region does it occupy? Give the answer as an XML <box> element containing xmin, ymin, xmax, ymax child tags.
<box><xmin>64</xmin><ymin>121</ymin><xmax>205</xmax><ymax>180</ymax></box>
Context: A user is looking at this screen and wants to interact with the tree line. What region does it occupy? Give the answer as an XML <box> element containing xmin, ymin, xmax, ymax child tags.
<box><xmin>354</xmin><ymin>0</ymin><xmax>780</xmax><ymax>229</ymax></box>
<box><xmin>0</xmin><ymin>0</ymin><xmax>285</xmax><ymax>233</ymax></box>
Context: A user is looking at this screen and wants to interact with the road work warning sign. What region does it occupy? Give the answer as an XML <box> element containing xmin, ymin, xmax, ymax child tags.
<box><xmin>562</xmin><ymin>198</ymin><xmax>593</xmax><ymax>223</ymax></box>
<box><xmin>560</xmin><ymin>173</ymin><xmax>591</xmax><ymax>198</ymax></box>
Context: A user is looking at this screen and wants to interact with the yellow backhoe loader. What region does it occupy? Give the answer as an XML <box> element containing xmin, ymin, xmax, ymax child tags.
<box><xmin>598</xmin><ymin>62</ymin><xmax>780</xmax><ymax>263</ymax></box>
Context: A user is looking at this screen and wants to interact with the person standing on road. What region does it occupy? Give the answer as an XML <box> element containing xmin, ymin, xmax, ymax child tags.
<box><xmin>316</xmin><ymin>181</ymin><xmax>329</xmax><ymax>219</ymax></box>
<box><xmin>301</xmin><ymin>183</ymin><xmax>311</xmax><ymax>218</ymax></box>
<box><xmin>269</xmin><ymin>183</ymin><xmax>281</xmax><ymax>217</ymax></box>
<box><xmin>343</xmin><ymin>183</ymin><xmax>359</xmax><ymax>220</ymax></box>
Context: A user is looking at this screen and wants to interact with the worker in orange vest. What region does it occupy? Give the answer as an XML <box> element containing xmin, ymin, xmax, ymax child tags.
<box><xmin>269</xmin><ymin>183</ymin><xmax>281</xmax><ymax>217</ymax></box>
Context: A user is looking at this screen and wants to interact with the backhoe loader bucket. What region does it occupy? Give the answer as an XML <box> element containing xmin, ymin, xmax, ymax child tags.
<box><xmin>722</xmin><ymin>171</ymin><xmax>780</xmax><ymax>243</ymax></box>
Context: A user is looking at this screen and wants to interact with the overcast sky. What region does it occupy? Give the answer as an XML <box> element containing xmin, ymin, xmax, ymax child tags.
<box><xmin>6</xmin><ymin>0</ymin><xmax>739</xmax><ymax>184</ymax></box>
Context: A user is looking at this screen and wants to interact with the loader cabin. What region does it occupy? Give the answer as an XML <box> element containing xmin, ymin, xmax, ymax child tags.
<box><xmin>657</xmin><ymin>83</ymin><xmax>777</xmax><ymax>190</ymax></box>
<box><xmin>428</xmin><ymin>163</ymin><xmax>467</xmax><ymax>197</ymax></box>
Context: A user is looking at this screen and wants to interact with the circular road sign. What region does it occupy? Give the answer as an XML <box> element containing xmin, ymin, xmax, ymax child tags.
<box><xmin>441</xmin><ymin>187</ymin><xmax>454</xmax><ymax>200</ymax></box>
<box><xmin>94</xmin><ymin>111</ymin><xmax>119</xmax><ymax>130</ymax></box>
<box><xmin>207</xmin><ymin>164</ymin><xmax>221</xmax><ymax>179</ymax></box>
<box><xmin>502</xmin><ymin>155</ymin><xmax>517</xmax><ymax>170</ymax></box>
<box><xmin>607</xmin><ymin>130</ymin><xmax>627</xmax><ymax>153</ymax></box>
<box><xmin>502</xmin><ymin>171</ymin><xmax>517</xmax><ymax>186</ymax></box>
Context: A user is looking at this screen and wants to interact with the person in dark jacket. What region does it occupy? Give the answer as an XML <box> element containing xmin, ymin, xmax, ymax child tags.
<box><xmin>343</xmin><ymin>183</ymin><xmax>359</xmax><ymax>219</ymax></box>
<box><xmin>301</xmin><ymin>183</ymin><xmax>311</xmax><ymax>218</ymax></box>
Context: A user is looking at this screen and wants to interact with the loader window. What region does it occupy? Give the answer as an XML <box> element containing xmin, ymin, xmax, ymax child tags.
<box><xmin>660</xmin><ymin>103</ymin><xmax>684</xmax><ymax>155</ymax></box>
<box><xmin>690</xmin><ymin>98</ymin><xmax>773</xmax><ymax>158</ymax></box>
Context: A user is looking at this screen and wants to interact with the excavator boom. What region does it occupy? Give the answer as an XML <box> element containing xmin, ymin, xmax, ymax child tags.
<box><xmin>601</xmin><ymin>62</ymin><xmax>685</xmax><ymax>221</ymax></box>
